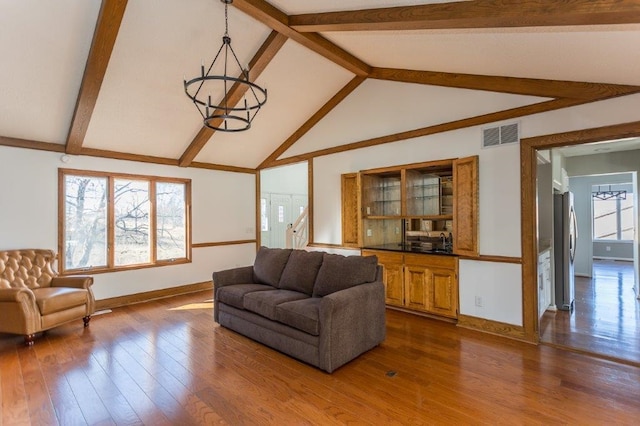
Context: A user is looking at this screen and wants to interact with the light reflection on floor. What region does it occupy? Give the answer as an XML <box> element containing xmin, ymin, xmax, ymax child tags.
<box><xmin>168</xmin><ymin>299</ymin><xmax>213</xmax><ymax>311</ymax></box>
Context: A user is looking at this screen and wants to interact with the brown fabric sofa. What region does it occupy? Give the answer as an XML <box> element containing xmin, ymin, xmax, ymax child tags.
<box><xmin>0</xmin><ymin>249</ymin><xmax>95</xmax><ymax>345</ymax></box>
<box><xmin>213</xmin><ymin>247</ymin><xmax>386</xmax><ymax>373</ymax></box>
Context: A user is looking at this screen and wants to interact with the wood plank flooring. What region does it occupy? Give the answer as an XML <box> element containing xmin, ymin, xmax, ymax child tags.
<box><xmin>2</xmin><ymin>290</ymin><xmax>640</xmax><ymax>425</ymax></box>
<box><xmin>540</xmin><ymin>259</ymin><xmax>640</xmax><ymax>365</ymax></box>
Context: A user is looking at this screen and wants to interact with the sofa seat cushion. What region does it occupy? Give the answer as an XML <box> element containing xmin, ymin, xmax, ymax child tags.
<box><xmin>278</xmin><ymin>250</ymin><xmax>324</xmax><ymax>295</ymax></box>
<box><xmin>217</xmin><ymin>284</ymin><xmax>274</xmax><ymax>310</ymax></box>
<box><xmin>313</xmin><ymin>254</ymin><xmax>378</xmax><ymax>297</ymax></box>
<box><xmin>32</xmin><ymin>287</ymin><xmax>88</xmax><ymax>315</ymax></box>
<box><xmin>243</xmin><ymin>290</ymin><xmax>309</xmax><ymax>321</ymax></box>
<box><xmin>275</xmin><ymin>297</ymin><xmax>321</xmax><ymax>336</ymax></box>
<box><xmin>253</xmin><ymin>247</ymin><xmax>292</xmax><ymax>287</ymax></box>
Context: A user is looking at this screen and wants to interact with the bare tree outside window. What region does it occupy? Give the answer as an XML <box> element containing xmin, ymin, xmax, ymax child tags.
<box><xmin>156</xmin><ymin>182</ymin><xmax>187</xmax><ymax>260</ymax></box>
<box><xmin>64</xmin><ymin>175</ymin><xmax>107</xmax><ymax>270</ymax></box>
<box><xmin>114</xmin><ymin>179</ymin><xmax>150</xmax><ymax>266</ymax></box>
<box><xmin>60</xmin><ymin>170</ymin><xmax>190</xmax><ymax>273</ymax></box>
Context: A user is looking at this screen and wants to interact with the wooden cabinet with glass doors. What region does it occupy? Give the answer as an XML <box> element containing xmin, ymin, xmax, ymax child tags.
<box><xmin>341</xmin><ymin>156</ymin><xmax>477</xmax><ymax>320</ymax></box>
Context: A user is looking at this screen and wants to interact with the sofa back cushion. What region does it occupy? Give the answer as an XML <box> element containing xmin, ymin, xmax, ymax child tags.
<box><xmin>253</xmin><ymin>247</ymin><xmax>292</xmax><ymax>287</ymax></box>
<box><xmin>278</xmin><ymin>249</ymin><xmax>324</xmax><ymax>295</ymax></box>
<box><xmin>312</xmin><ymin>253</ymin><xmax>378</xmax><ymax>297</ymax></box>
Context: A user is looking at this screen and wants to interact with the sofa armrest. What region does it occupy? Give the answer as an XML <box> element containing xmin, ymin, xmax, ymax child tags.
<box><xmin>318</xmin><ymin>280</ymin><xmax>386</xmax><ymax>373</ymax></box>
<box><xmin>51</xmin><ymin>276</ymin><xmax>94</xmax><ymax>289</ymax></box>
<box><xmin>212</xmin><ymin>265</ymin><xmax>254</xmax><ymax>289</ymax></box>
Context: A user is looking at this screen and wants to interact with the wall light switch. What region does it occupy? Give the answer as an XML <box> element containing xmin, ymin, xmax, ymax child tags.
<box><xmin>367</xmin><ymin>229</ymin><xmax>372</xmax><ymax>237</ymax></box>
<box><xmin>606</xmin><ymin>246</ymin><xmax>611</xmax><ymax>252</ymax></box>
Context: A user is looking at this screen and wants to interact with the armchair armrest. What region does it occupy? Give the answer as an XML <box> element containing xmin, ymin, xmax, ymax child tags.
<box><xmin>0</xmin><ymin>287</ymin><xmax>36</xmax><ymax>304</ymax></box>
<box><xmin>318</xmin><ymin>280</ymin><xmax>386</xmax><ymax>373</ymax></box>
<box><xmin>51</xmin><ymin>276</ymin><xmax>93</xmax><ymax>289</ymax></box>
<box><xmin>212</xmin><ymin>265</ymin><xmax>254</xmax><ymax>289</ymax></box>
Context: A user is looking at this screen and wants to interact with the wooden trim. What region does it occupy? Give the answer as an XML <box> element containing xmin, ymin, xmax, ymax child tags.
<box><xmin>520</xmin><ymin>119</ymin><xmax>640</xmax><ymax>346</ymax></box>
<box><xmin>192</xmin><ymin>240</ymin><xmax>256</xmax><ymax>248</ymax></box>
<box><xmin>307</xmin><ymin>160</ymin><xmax>314</xmax><ymax>245</ymax></box>
<box><xmin>190</xmin><ymin>162</ymin><xmax>257</xmax><ymax>174</ymax></box>
<box><xmin>66</xmin><ymin>0</ymin><xmax>128</xmax><ymax>155</ymax></box>
<box><xmin>457</xmin><ymin>314</ymin><xmax>528</xmax><ymax>342</ymax></box>
<box><xmin>231</xmin><ymin>0</ymin><xmax>371</xmax><ymax>76</ymax></box>
<box><xmin>525</xmin><ymin>120</ymin><xmax>640</xmax><ymax>149</ymax></box>
<box><xmin>0</xmin><ymin>136</ymin><xmax>65</xmax><ymax>153</ymax></box>
<box><xmin>459</xmin><ymin>254</ymin><xmax>522</xmax><ymax>264</ymax></box>
<box><xmin>289</xmin><ymin>0</ymin><xmax>640</xmax><ymax>32</ymax></box>
<box><xmin>94</xmin><ymin>281</ymin><xmax>212</xmax><ymax>311</ymax></box>
<box><xmin>256</xmin><ymin>172</ymin><xmax>261</xmax><ymax>249</ymax></box>
<box><xmin>178</xmin><ymin>31</ymin><xmax>288</xmax><ymax>167</ymax></box>
<box><xmin>307</xmin><ymin>243</ymin><xmax>361</xmax><ymax>251</ymax></box>
<box><xmin>268</xmin><ymin>98</ymin><xmax>589</xmax><ymax>167</ymax></box>
<box><xmin>369</xmin><ymin>68</ymin><xmax>640</xmax><ymax>100</ymax></box>
<box><xmin>0</xmin><ymin>141</ymin><xmax>258</xmax><ymax>173</ymax></box>
<box><xmin>258</xmin><ymin>76</ymin><xmax>366</xmax><ymax>169</ymax></box>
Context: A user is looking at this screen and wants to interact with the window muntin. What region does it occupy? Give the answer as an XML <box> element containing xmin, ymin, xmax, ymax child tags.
<box><xmin>60</xmin><ymin>169</ymin><xmax>191</xmax><ymax>273</ymax></box>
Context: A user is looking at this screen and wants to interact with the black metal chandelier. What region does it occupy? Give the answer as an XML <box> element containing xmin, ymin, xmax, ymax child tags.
<box><xmin>183</xmin><ymin>0</ymin><xmax>267</xmax><ymax>132</ymax></box>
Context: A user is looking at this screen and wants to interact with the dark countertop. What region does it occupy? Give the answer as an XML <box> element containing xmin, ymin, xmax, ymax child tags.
<box><xmin>362</xmin><ymin>244</ymin><xmax>457</xmax><ymax>256</ymax></box>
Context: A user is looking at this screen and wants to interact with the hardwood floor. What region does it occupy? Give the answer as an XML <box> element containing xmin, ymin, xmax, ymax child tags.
<box><xmin>540</xmin><ymin>259</ymin><xmax>640</xmax><ymax>365</ymax></box>
<box><xmin>2</xmin><ymin>291</ymin><xmax>640</xmax><ymax>425</ymax></box>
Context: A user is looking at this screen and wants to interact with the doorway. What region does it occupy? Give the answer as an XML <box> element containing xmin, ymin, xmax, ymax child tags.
<box><xmin>531</xmin><ymin>137</ymin><xmax>640</xmax><ymax>365</ymax></box>
<box><xmin>259</xmin><ymin>162</ymin><xmax>309</xmax><ymax>248</ymax></box>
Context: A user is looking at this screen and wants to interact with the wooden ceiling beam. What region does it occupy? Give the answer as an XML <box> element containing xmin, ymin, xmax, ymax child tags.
<box><xmin>65</xmin><ymin>0</ymin><xmax>128</xmax><ymax>155</ymax></box>
<box><xmin>370</xmin><ymin>67</ymin><xmax>640</xmax><ymax>100</ymax></box>
<box><xmin>178</xmin><ymin>31</ymin><xmax>287</xmax><ymax>167</ymax></box>
<box><xmin>232</xmin><ymin>0</ymin><xmax>370</xmax><ymax>76</ymax></box>
<box><xmin>290</xmin><ymin>0</ymin><xmax>640</xmax><ymax>32</ymax></box>
<box><xmin>0</xmin><ymin>136</ymin><xmax>66</xmax><ymax>153</ymax></box>
<box><xmin>257</xmin><ymin>76</ymin><xmax>366</xmax><ymax>169</ymax></box>
<box><xmin>265</xmin><ymin>98</ymin><xmax>595</xmax><ymax>168</ymax></box>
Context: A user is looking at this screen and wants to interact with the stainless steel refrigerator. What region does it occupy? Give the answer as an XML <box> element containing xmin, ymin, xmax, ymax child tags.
<box><xmin>553</xmin><ymin>192</ymin><xmax>577</xmax><ymax>311</ymax></box>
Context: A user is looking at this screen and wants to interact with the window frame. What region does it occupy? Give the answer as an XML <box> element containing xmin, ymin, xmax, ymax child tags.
<box><xmin>58</xmin><ymin>168</ymin><xmax>192</xmax><ymax>275</ymax></box>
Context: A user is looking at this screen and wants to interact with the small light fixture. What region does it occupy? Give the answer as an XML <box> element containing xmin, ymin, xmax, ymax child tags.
<box><xmin>183</xmin><ymin>0</ymin><xmax>267</xmax><ymax>132</ymax></box>
<box><xmin>592</xmin><ymin>185</ymin><xmax>627</xmax><ymax>200</ymax></box>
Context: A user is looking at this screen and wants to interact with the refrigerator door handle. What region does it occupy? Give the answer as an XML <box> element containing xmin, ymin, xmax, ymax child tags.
<box><xmin>569</xmin><ymin>207</ymin><xmax>578</xmax><ymax>262</ymax></box>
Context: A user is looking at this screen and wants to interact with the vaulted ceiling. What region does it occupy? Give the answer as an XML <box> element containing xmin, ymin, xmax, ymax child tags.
<box><xmin>2</xmin><ymin>0</ymin><xmax>640</xmax><ymax>172</ymax></box>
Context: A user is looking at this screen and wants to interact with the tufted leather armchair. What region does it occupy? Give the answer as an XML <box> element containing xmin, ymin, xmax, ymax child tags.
<box><xmin>0</xmin><ymin>249</ymin><xmax>94</xmax><ymax>345</ymax></box>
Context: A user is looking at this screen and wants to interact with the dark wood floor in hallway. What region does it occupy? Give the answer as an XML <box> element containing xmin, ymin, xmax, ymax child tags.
<box><xmin>2</xmin><ymin>290</ymin><xmax>640</xmax><ymax>425</ymax></box>
<box><xmin>540</xmin><ymin>259</ymin><xmax>640</xmax><ymax>365</ymax></box>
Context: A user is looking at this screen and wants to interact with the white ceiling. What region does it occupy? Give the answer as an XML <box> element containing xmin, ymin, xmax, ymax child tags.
<box><xmin>1</xmin><ymin>1</ymin><xmax>639</xmax><ymax>169</ymax></box>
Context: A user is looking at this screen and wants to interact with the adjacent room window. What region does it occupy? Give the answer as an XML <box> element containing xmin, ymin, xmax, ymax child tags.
<box><xmin>592</xmin><ymin>192</ymin><xmax>634</xmax><ymax>241</ymax></box>
<box><xmin>60</xmin><ymin>169</ymin><xmax>191</xmax><ymax>273</ymax></box>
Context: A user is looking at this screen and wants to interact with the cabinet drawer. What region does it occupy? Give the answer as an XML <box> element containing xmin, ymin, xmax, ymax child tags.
<box><xmin>404</xmin><ymin>253</ymin><xmax>456</xmax><ymax>269</ymax></box>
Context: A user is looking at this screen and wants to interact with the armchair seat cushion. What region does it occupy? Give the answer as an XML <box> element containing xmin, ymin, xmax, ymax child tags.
<box><xmin>32</xmin><ymin>287</ymin><xmax>89</xmax><ymax>315</ymax></box>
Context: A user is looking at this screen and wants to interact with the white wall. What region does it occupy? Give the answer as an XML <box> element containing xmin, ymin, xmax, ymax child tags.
<box><xmin>260</xmin><ymin>162</ymin><xmax>308</xmax><ymax>195</ymax></box>
<box><xmin>313</xmin><ymin>93</ymin><xmax>640</xmax><ymax>326</ymax></box>
<box><xmin>0</xmin><ymin>145</ymin><xmax>257</xmax><ymax>300</ymax></box>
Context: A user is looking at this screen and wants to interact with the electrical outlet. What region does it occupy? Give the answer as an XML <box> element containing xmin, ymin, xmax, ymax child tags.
<box><xmin>475</xmin><ymin>296</ymin><xmax>483</xmax><ymax>307</ymax></box>
<box><xmin>606</xmin><ymin>246</ymin><xmax>611</xmax><ymax>252</ymax></box>
<box><xmin>367</xmin><ymin>229</ymin><xmax>372</xmax><ymax>237</ymax></box>
<box><xmin>395</xmin><ymin>227</ymin><xmax>400</xmax><ymax>234</ymax></box>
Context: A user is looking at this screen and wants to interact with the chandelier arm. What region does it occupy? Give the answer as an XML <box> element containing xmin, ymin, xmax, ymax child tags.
<box><xmin>194</xmin><ymin>42</ymin><xmax>226</xmax><ymax>101</ymax></box>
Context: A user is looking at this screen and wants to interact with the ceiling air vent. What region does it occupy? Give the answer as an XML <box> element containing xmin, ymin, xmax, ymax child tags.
<box><xmin>482</xmin><ymin>122</ymin><xmax>520</xmax><ymax>148</ymax></box>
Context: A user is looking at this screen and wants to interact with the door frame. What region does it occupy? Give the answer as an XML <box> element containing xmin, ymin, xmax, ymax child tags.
<box><xmin>521</xmin><ymin>120</ymin><xmax>640</xmax><ymax>343</ymax></box>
